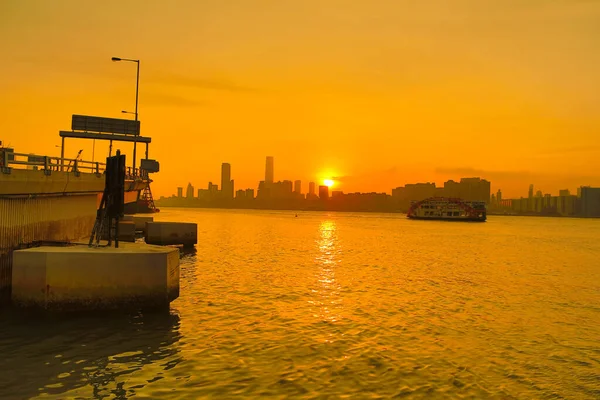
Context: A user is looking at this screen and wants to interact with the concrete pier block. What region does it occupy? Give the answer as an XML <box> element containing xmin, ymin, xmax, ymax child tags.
<box><xmin>100</xmin><ymin>220</ymin><xmax>135</xmax><ymax>242</ymax></box>
<box><xmin>131</xmin><ymin>216</ymin><xmax>153</xmax><ymax>232</ymax></box>
<box><xmin>11</xmin><ymin>243</ymin><xmax>179</xmax><ymax>311</ymax></box>
<box><xmin>145</xmin><ymin>222</ymin><xmax>197</xmax><ymax>247</ymax></box>
<box><xmin>118</xmin><ymin>220</ymin><xmax>136</xmax><ymax>242</ymax></box>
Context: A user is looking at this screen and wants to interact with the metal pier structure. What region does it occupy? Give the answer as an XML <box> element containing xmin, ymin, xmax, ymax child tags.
<box><xmin>0</xmin><ymin>114</ymin><xmax>160</xmax><ymax>305</ymax></box>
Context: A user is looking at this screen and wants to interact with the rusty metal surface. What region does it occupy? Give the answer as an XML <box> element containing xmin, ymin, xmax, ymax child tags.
<box><xmin>0</xmin><ymin>195</ymin><xmax>97</xmax><ymax>304</ymax></box>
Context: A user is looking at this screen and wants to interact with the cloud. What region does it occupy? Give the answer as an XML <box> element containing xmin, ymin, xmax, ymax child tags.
<box><xmin>143</xmin><ymin>93</ymin><xmax>208</xmax><ymax>107</ymax></box>
<box><xmin>536</xmin><ymin>144</ymin><xmax>600</xmax><ymax>156</ymax></box>
<box><xmin>332</xmin><ymin>166</ymin><xmax>399</xmax><ymax>183</ymax></box>
<box><xmin>149</xmin><ymin>72</ymin><xmax>257</xmax><ymax>93</ymax></box>
<box><xmin>435</xmin><ymin>166</ymin><xmax>600</xmax><ymax>184</ymax></box>
<box><xmin>332</xmin><ymin>175</ymin><xmax>352</xmax><ymax>182</ymax></box>
<box><xmin>435</xmin><ymin>167</ymin><xmax>531</xmax><ymax>180</ymax></box>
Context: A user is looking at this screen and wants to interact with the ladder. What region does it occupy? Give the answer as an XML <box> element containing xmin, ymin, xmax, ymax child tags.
<box><xmin>141</xmin><ymin>183</ymin><xmax>158</xmax><ymax>212</ymax></box>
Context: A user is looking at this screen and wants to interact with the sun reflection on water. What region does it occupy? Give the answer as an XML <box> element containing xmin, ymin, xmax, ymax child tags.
<box><xmin>310</xmin><ymin>220</ymin><xmax>343</xmax><ymax>327</ymax></box>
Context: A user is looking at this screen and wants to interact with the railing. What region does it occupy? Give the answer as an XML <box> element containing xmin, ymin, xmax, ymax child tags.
<box><xmin>0</xmin><ymin>150</ymin><xmax>149</xmax><ymax>180</ymax></box>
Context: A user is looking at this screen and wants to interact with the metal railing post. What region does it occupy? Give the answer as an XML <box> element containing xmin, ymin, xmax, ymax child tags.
<box><xmin>60</xmin><ymin>137</ymin><xmax>65</xmax><ymax>172</ymax></box>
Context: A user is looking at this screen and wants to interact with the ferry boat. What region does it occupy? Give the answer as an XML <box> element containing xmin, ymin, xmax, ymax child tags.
<box><xmin>407</xmin><ymin>197</ymin><xmax>487</xmax><ymax>222</ymax></box>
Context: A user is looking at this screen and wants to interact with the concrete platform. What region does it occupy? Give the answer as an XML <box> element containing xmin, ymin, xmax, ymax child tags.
<box><xmin>145</xmin><ymin>222</ymin><xmax>197</xmax><ymax>247</ymax></box>
<box><xmin>118</xmin><ymin>220</ymin><xmax>136</xmax><ymax>242</ymax></box>
<box><xmin>11</xmin><ymin>243</ymin><xmax>179</xmax><ymax>311</ymax></box>
<box><xmin>127</xmin><ymin>215</ymin><xmax>154</xmax><ymax>232</ymax></box>
<box><xmin>100</xmin><ymin>220</ymin><xmax>136</xmax><ymax>242</ymax></box>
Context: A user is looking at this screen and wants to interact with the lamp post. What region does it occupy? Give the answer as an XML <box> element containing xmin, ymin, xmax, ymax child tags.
<box><xmin>111</xmin><ymin>56</ymin><xmax>140</xmax><ymax>176</ymax></box>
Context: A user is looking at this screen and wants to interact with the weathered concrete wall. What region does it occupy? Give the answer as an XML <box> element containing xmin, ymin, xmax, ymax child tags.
<box><xmin>12</xmin><ymin>244</ymin><xmax>180</xmax><ymax>311</ymax></box>
<box><xmin>145</xmin><ymin>222</ymin><xmax>198</xmax><ymax>247</ymax></box>
<box><xmin>0</xmin><ymin>195</ymin><xmax>97</xmax><ymax>303</ymax></box>
<box><xmin>129</xmin><ymin>216</ymin><xmax>153</xmax><ymax>232</ymax></box>
<box><xmin>0</xmin><ymin>169</ymin><xmax>104</xmax><ymax>196</ymax></box>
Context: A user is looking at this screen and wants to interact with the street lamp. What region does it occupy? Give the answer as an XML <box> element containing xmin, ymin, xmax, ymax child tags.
<box><xmin>112</xmin><ymin>56</ymin><xmax>140</xmax><ymax>176</ymax></box>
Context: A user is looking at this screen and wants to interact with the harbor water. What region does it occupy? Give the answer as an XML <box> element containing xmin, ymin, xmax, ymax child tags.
<box><xmin>1</xmin><ymin>209</ymin><xmax>599</xmax><ymax>399</ymax></box>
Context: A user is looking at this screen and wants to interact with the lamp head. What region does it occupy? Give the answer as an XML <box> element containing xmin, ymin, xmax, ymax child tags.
<box><xmin>111</xmin><ymin>57</ymin><xmax>122</xmax><ymax>61</ymax></box>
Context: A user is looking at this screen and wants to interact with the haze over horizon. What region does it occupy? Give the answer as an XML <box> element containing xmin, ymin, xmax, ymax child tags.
<box><xmin>1</xmin><ymin>0</ymin><xmax>599</xmax><ymax>198</ymax></box>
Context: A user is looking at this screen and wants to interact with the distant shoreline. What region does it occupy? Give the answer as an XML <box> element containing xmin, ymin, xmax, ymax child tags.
<box><xmin>154</xmin><ymin>205</ymin><xmax>599</xmax><ymax>219</ymax></box>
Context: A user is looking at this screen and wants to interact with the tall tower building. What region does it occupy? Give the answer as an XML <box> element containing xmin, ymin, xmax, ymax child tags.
<box><xmin>265</xmin><ymin>156</ymin><xmax>274</xmax><ymax>183</ymax></box>
<box><xmin>221</xmin><ymin>163</ymin><xmax>231</xmax><ymax>190</ymax></box>
<box><xmin>177</xmin><ymin>187</ymin><xmax>183</xmax><ymax>198</ymax></box>
<box><xmin>221</xmin><ymin>163</ymin><xmax>233</xmax><ymax>199</ymax></box>
<box><xmin>318</xmin><ymin>185</ymin><xmax>329</xmax><ymax>200</ymax></box>
<box><xmin>528</xmin><ymin>184</ymin><xmax>534</xmax><ymax>199</ymax></box>
<box><xmin>186</xmin><ymin>183</ymin><xmax>194</xmax><ymax>198</ymax></box>
<box><xmin>294</xmin><ymin>180</ymin><xmax>301</xmax><ymax>194</ymax></box>
<box><xmin>309</xmin><ymin>182</ymin><xmax>316</xmax><ymax>196</ymax></box>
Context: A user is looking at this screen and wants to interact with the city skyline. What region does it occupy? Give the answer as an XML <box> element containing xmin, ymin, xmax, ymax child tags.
<box><xmin>166</xmin><ymin>155</ymin><xmax>593</xmax><ymax>203</ymax></box>
<box><xmin>2</xmin><ymin>1</ymin><xmax>600</xmax><ymax>199</ymax></box>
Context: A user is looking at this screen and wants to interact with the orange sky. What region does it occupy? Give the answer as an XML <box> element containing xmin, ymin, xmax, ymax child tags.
<box><xmin>1</xmin><ymin>0</ymin><xmax>599</xmax><ymax>198</ymax></box>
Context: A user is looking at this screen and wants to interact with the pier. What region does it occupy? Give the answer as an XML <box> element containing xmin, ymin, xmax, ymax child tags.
<box><xmin>0</xmin><ymin>114</ymin><xmax>165</xmax><ymax>307</ymax></box>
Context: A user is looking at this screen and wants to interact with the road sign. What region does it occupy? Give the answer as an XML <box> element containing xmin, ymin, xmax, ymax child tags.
<box><xmin>71</xmin><ymin>115</ymin><xmax>140</xmax><ymax>136</ymax></box>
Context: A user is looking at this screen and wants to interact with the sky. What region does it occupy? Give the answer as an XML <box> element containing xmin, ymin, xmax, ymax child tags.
<box><xmin>1</xmin><ymin>0</ymin><xmax>599</xmax><ymax>198</ymax></box>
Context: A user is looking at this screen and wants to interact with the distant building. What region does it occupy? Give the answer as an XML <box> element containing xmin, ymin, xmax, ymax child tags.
<box><xmin>392</xmin><ymin>182</ymin><xmax>436</xmax><ymax>202</ymax></box>
<box><xmin>257</xmin><ymin>181</ymin><xmax>270</xmax><ymax>199</ymax></box>
<box><xmin>497</xmin><ymin>189</ymin><xmax>502</xmax><ymax>204</ymax></box>
<box><xmin>331</xmin><ymin>190</ymin><xmax>343</xmax><ymax>198</ymax></box>
<box><xmin>294</xmin><ymin>180</ymin><xmax>301</xmax><ymax>194</ymax></box>
<box><xmin>235</xmin><ymin>189</ymin><xmax>245</xmax><ymax>199</ymax></box>
<box><xmin>186</xmin><ymin>183</ymin><xmax>194</xmax><ymax>199</ymax></box>
<box><xmin>245</xmin><ymin>188</ymin><xmax>255</xmax><ymax>199</ymax></box>
<box><xmin>309</xmin><ymin>182</ymin><xmax>316</xmax><ymax>196</ymax></box>
<box><xmin>579</xmin><ymin>186</ymin><xmax>600</xmax><ymax>217</ymax></box>
<box><xmin>221</xmin><ymin>163</ymin><xmax>234</xmax><ymax>199</ymax></box>
<box><xmin>443</xmin><ymin>180</ymin><xmax>460</xmax><ymax>198</ymax></box>
<box><xmin>197</xmin><ymin>188</ymin><xmax>209</xmax><ymax>200</ymax></box>
<box><xmin>177</xmin><ymin>187</ymin><xmax>183</xmax><ymax>198</ymax></box>
<box><xmin>529</xmin><ymin>184</ymin><xmax>534</xmax><ymax>199</ymax></box>
<box><xmin>319</xmin><ymin>185</ymin><xmax>329</xmax><ymax>200</ymax></box>
<box><xmin>459</xmin><ymin>177</ymin><xmax>491</xmax><ymax>203</ymax></box>
<box><xmin>559</xmin><ymin>189</ymin><xmax>570</xmax><ymax>197</ymax></box>
<box><xmin>265</xmin><ymin>156</ymin><xmax>274</xmax><ymax>183</ymax></box>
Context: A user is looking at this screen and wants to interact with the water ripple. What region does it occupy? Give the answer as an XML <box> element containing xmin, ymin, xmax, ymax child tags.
<box><xmin>0</xmin><ymin>210</ymin><xmax>599</xmax><ymax>399</ymax></box>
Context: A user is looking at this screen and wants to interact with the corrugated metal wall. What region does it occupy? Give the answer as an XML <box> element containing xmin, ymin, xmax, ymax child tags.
<box><xmin>0</xmin><ymin>195</ymin><xmax>97</xmax><ymax>304</ymax></box>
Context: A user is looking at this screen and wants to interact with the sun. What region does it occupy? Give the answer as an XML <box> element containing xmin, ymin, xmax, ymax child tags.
<box><xmin>324</xmin><ymin>179</ymin><xmax>334</xmax><ymax>188</ymax></box>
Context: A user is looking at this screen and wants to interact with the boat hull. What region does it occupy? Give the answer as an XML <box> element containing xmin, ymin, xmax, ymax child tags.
<box><xmin>407</xmin><ymin>215</ymin><xmax>486</xmax><ymax>222</ymax></box>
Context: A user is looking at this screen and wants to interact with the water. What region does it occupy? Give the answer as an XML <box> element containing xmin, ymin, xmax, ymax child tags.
<box><xmin>1</xmin><ymin>209</ymin><xmax>599</xmax><ymax>399</ymax></box>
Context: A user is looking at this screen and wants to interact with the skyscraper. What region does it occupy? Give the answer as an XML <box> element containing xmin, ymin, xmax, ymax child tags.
<box><xmin>265</xmin><ymin>156</ymin><xmax>274</xmax><ymax>183</ymax></box>
<box><xmin>221</xmin><ymin>163</ymin><xmax>230</xmax><ymax>191</ymax></box>
<box><xmin>318</xmin><ymin>185</ymin><xmax>329</xmax><ymax>200</ymax></box>
<box><xmin>309</xmin><ymin>182</ymin><xmax>315</xmax><ymax>196</ymax></box>
<box><xmin>177</xmin><ymin>187</ymin><xmax>183</xmax><ymax>198</ymax></box>
<box><xmin>221</xmin><ymin>163</ymin><xmax>234</xmax><ymax>199</ymax></box>
<box><xmin>186</xmin><ymin>183</ymin><xmax>194</xmax><ymax>198</ymax></box>
<box><xmin>294</xmin><ymin>180</ymin><xmax>301</xmax><ymax>194</ymax></box>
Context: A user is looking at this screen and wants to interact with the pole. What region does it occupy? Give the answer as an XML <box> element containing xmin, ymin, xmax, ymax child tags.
<box><xmin>133</xmin><ymin>60</ymin><xmax>139</xmax><ymax>177</ymax></box>
<box><xmin>60</xmin><ymin>136</ymin><xmax>65</xmax><ymax>172</ymax></box>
